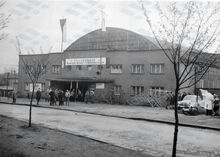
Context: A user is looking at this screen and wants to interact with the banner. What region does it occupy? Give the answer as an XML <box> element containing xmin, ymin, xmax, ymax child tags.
<box><xmin>66</xmin><ymin>57</ymin><xmax>106</xmax><ymax>66</ymax></box>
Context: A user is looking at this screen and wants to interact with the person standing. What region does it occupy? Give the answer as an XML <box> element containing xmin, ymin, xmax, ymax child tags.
<box><xmin>36</xmin><ymin>88</ymin><xmax>41</xmax><ymax>105</ymax></box>
<box><xmin>65</xmin><ymin>90</ymin><xmax>71</xmax><ymax>106</ymax></box>
<box><xmin>213</xmin><ymin>94</ymin><xmax>219</xmax><ymax>116</ymax></box>
<box><xmin>12</xmin><ymin>90</ymin><xmax>17</xmax><ymax>104</ymax></box>
<box><xmin>165</xmin><ymin>92</ymin><xmax>171</xmax><ymax>109</ymax></box>
<box><xmin>49</xmin><ymin>89</ymin><xmax>55</xmax><ymax>106</ymax></box>
<box><xmin>205</xmin><ymin>101</ymin><xmax>213</xmax><ymax>116</ymax></box>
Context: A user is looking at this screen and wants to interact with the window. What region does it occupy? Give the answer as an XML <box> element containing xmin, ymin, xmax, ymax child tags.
<box><xmin>87</xmin><ymin>65</ymin><xmax>92</xmax><ymax>71</ymax></box>
<box><xmin>76</xmin><ymin>65</ymin><xmax>82</xmax><ymax>70</ymax></box>
<box><xmin>97</xmin><ymin>65</ymin><xmax>103</xmax><ymax>70</ymax></box>
<box><xmin>25</xmin><ymin>83</ymin><xmax>29</xmax><ymax>91</ymax></box>
<box><xmin>24</xmin><ymin>65</ymin><xmax>34</xmax><ymax>74</ymax></box>
<box><xmin>131</xmin><ymin>86</ymin><xmax>144</xmax><ymax>95</ymax></box>
<box><xmin>66</xmin><ymin>65</ymin><xmax>72</xmax><ymax>71</ymax></box>
<box><xmin>110</xmin><ymin>64</ymin><xmax>122</xmax><ymax>74</ymax></box>
<box><xmin>24</xmin><ymin>83</ymin><xmax>45</xmax><ymax>92</ymax></box>
<box><xmin>131</xmin><ymin>64</ymin><xmax>144</xmax><ymax>74</ymax></box>
<box><xmin>150</xmin><ymin>64</ymin><xmax>165</xmax><ymax>74</ymax></box>
<box><xmin>150</xmin><ymin>87</ymin><xmax>164</xmax><ymax>97</ymax></box>
<box><xmin>114</xmin><ymin>85</ymin><xmax>122</xmax><ymax>95</ymax></box>
<box><xmin>199</xmin><ymin>79</ymin><xmax>204</xmax><ymax>88</ymax></box>
<box><xmin>41</xmin><ymin>83</ymin><xmax>45</xmax><ymax>91</ymax></box>
<box><xmin>52</xmin><ymin>65</ymin><xmax>61</xmax><ymax>73</ymax></box>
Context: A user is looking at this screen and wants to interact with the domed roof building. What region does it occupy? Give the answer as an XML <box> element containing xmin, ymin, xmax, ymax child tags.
<box><xmin>18</xmin><ymin>27</ymin><xmax>220</xmax><ymax>103</ymax></box>
<box><xmin>65</xmin><ymin>27</ymin><xmax>159</xmax><ymax>52</ymax></box>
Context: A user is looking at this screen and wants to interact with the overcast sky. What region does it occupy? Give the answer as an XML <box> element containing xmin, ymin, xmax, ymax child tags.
<box><xmin>0</xmin><ymin>0</ymin><xmax>218</xmax><ymax>73</ymax></box>
<box><xmin>0</xmin><ymin>0</ymin><xmax>155</xmax><ymax>73</ymax></box>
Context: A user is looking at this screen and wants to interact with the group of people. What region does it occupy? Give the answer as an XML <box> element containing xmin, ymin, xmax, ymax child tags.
<box><xmin>47</xmin><ymin>89</ymin><xmax>64</xmax><ymax>106</ymax></box>
<box><xmin>46</xmin><ymin>88</ymin><xmax>95</xmax><ymax>106</ymax></box>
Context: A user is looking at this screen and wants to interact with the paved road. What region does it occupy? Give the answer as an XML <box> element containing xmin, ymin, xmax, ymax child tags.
<box><xmin>0</xmin><ymin>103</ymin><xmax>220</xmax><ymax>157</ymax></box>
<box><xmin>1</xmin><ymin>97</ymin><xmax>220</xmax><ymax>130</ymax></box>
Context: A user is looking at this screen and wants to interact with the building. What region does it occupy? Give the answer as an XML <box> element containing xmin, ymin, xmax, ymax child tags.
<box><xmin>18</xmin><ymin>27</ymin><xmax>220</xmax><ymax>102</ymax></box>
<box><xmin>0</xmin><ymin>71</ymin><xmax>18</xmax><ymax>97</ymax></box>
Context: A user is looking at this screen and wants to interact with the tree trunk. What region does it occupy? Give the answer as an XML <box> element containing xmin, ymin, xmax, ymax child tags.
<box><xmin>29</xmin><ymin>84</ymin><xmax>35</xmax><ymax>127</ymax></box>
<box><xmin>172</xmin><ymin>86</ymin><xmax>179</xmax><ymax>157</ymax></box>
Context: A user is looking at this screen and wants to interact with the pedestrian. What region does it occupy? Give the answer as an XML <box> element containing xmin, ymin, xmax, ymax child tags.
<box><xmin>36</xmin><ymin>88</ymin><xmax>41</xmax><ymax>105</ymax></box>
<box><xmin>12</xmin><ymin>90</ymin><xmax>16</xmax><ymax>104</ymax></box>
<box><xmin>58</xmin><ymin>90</ymin><xmax>64</xmax><ymax>106</ymax></box>
<box><xmin>84</xmin><ymin>89</ymin><xmax>90</xmax><ymax>104</ymax></box>
<box><xmin>89</xmin><ymin>89</ymin><xmax>95</xmax><ymax>104</ymax></box>
<box><xmin>213</xmin><ymin>94</ymin><xmax>219</xmax><ymax>116</ymax></box>
<box><xmin>205</xmin><ymin>101</ymin><xmax>213</xmax><ymax>116</ymax></box>
<box><xmin>49</xmin><ymin>89</ymin><xmax>55</xmax><ymax>106</ymax></box>
<box><xmin>54</xmin><ymin>89</ymin><xmax>59</xmax><ymax>105</ymax></box>
<box><xmin>65</xmin><ymin>90</ymin><xmax>71</xmax><ymax>106</ymax></box>
<box><xmin>170</xmin><ymin>92</ymin><xmax>175</xmax><ymax>109</ymax></box>
<box><xmin>165</xmin><ymin>92</ymin><xmax>171</xmax><ymax>109</ymax></box>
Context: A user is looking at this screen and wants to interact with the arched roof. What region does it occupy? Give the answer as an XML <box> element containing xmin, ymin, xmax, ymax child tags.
<box><xmin>65</xmin><ymin>27</ymin><xmax>159</xmax><ymax>52</ymax></box>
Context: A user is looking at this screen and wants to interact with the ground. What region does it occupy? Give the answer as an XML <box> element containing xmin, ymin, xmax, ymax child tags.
<box><xmin>0</xmin><ymin>103</ymin><xmax>220</xmax><ymax>157</ymax></box>
<box><xmin>0</xmin><ymin>115</ymin><xmax>149</xmax><ymax>157</ymax></box>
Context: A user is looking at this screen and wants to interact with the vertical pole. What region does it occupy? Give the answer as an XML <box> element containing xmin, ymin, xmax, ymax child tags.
<box><xmin>70</xmin><ymin>81</ymin><xmax>72</xmax><ymax>90</ymax></box>
<box><xmin>100</xmin><ymin>55</ymin><xmax>102</xmax><ymax>80</ymax></box>
<box><xmin>75</xmin><ymin>81</ymin><xmax>78</xmax><ymax>102</ymax></box>
<box><xmin>61</xmin><ymin>29</ymin><xmax>63</xmax><ymax>52</ymax></box>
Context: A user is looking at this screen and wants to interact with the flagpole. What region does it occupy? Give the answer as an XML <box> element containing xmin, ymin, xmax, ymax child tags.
<box><xmin>60</xmin><ymin>18</ymin><xmax>66</xmax><ymax>53</ymax></box>
<box><xmin>61</xmin><ymin>28</ymin><xmax>63</xmax><ymax>52</ymax></box>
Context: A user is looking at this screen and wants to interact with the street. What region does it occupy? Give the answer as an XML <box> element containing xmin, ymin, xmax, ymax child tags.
<box><xmin>0</xmin><ymin>103</ymin><xmax>220</xmax><ymax>157</ymax></box>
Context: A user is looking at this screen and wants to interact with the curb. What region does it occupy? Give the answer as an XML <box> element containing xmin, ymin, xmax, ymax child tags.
<box><xmin>1</xmin><ymin>101</ymin><xmax>220</xmax><ymax>131</ymax></box>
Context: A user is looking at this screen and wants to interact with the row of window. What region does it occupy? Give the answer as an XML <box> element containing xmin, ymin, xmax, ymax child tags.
<box><xmin>25</xmin><ymin>83</ymin><xmax>45</xmax><ymax>92</ymax></box>
<box><xmin>24</xmin><ymin>82</ymin><xmax>164</xmax><ymax>97</ymax></box>
<box><xmin>114</xmin><ymin>85</ymin><xmax>165</xmax><ymax>97</ymax></box>
<box><xmin>51</xmin><ymin>64</ymin><xmax>165</xmax><ymax>74</ymax></box>
<box><xmin>198</xmin><ymin>79</ymin><xmax>220</xmax><ymax>89</ymax></box>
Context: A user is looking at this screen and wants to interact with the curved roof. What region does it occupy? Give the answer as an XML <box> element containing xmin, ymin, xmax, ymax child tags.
<box><xmin>65</xmin><ymin>27</ymin><xmax>159</xmax><ymax>52</ymax></box>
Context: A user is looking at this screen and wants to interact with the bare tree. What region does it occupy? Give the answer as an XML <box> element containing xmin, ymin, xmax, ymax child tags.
<box><xmin>140</xmin><ymin>1</ymin><xmax>220</xmax><ymax>156</ymax></box>
<box><xmin>0</xmin><ymin>1</ymin><xmax>10</xmax><ymax>40</ymax></box>
<box><xmin>16</xmin><ymin>38</ymin><xmax>51</xmax><ymax>127</ymax></box>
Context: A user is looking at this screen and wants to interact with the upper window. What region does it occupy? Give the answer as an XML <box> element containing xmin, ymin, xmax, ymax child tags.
<box><xmin>87</xmin><ymin>65</ymin><xmax>93</xmax><ymax>71</ymax></box>
<box><xmin>66</xmin><ymin>65</ymin><xmax>72</xmax><ymax>71</ymax></box>
<box><xmin>97</xmin><ymin>65</ymin><xmax>103</xmax><ymax>70</ymax></box>
<box><xmin>110</xmin><ymin>64</ymin><xmax>122</xmax><ymax>74</ymax></box>
<box><xmin>131</xmin><ymin>64</ymin><xmax>144</xmax><ymax>74</ymax></box>
<box><xmin>52</xmin><ymin>65</ymin><xmax>61</xmax><ymax>74</ymax></box>
<box><xmin>76</xmin><ymin>65</ymin><xmax>82</xmax><ymax>71</ymax></box>
<box><xmin>150</xmin><ymin>64</ymin><xmax>165</xmax><ymax>74</ymax></box>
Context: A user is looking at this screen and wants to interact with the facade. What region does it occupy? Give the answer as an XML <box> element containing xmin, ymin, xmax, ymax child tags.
<box><xmin>18</xmin><ymin>27</ymin><xmax>220</xmax><ymax>102</ymax></box>
<box><xmin>0</xmin><ymin>72</ymin><xmax>18</xmax><ymax>97</ymax></box>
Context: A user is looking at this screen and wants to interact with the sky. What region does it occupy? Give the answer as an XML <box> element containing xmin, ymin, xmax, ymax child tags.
<box><xmin>0</xmin><ymin>0</ymin><xmax>154</xmax><ymax>73</ymax></box>
<box><xmin>0</xmin><ymin>0</ymin><xmax>219</xmax><ymax>73</ymax></box>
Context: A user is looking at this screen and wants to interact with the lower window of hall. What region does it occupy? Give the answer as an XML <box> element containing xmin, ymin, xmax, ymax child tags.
<box><xmin>114</xmin><ymin>85</ymin><xmax>122</xmax><ymax>95</ymax></box>
<box><xmin>25</xmin><ymin>83</ymin><xmax>45</xmax><ymax>92</ymax></box>
<box><xmin>150</xmin><ymin>87</ymin><xmax>164</xmax><ymax>97</ymax></box>
<box><xmin>131</xmin><ymin>86</ymin><xmax>144</xmax><ymax>96</ymax></box>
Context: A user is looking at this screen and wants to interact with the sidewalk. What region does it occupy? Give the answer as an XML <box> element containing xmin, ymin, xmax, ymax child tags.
<box><xmin>1</xmin><ymin>97</ymin><xmax>220</xmax><ymax>130</ymax></box>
